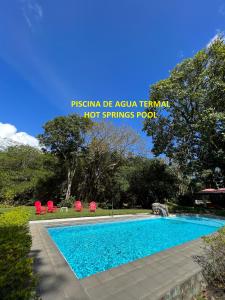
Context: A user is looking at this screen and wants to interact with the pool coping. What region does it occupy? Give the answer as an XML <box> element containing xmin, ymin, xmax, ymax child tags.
<box><xmin>29</xmin><ymin>213</ymin><xmax>152</xmax><ymax>224</ymax></box>
<box><xmin>30</xmin><ymin>214</ymin><xmax>213</xmax><ymax>300</ymax></box>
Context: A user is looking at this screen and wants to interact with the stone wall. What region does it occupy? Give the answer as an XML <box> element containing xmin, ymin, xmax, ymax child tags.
<box><xmin>160</xmin><ymin>271</ymin><xmax>206</xmax><ymax>300</ymax></box>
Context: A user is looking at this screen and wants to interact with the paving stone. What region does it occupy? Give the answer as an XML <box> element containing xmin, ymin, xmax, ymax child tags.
<box><xmin>108</xmin><ymin>266</ymin><xmax>126</xmax><ymax>277</ymax></box>
<box><xmin>128</xmin><ymin>278</ymin><xmax>161</xmax><ymax>299</ymax></box>
<box><xmin>95</xmin><ymin>271</ymin><xmax>115</xmax><ymax>283</ymax></box>
<box><xmin>80</xmin><ymin>275</ymin><xmax>102</xmax><ymax>289</ymax></box>
<box><xmin>121</xmin><ymin>262</ymin><xmax>137</xmax><ymax>272</ymax></box>
<box><xmin>123</xmin><ymin>281</ymin><xmax>148</xmax><ymax>299</ymax></box>
<box><xmin>86</xmin><ymin>273</ymin><xmax>135</xmax><ymax>299</ymax></box>
<box><xmin>106</xmin><ymin>289</ymin><xmax>136</xmax><ymax>300</ymax></box>
<box><xmin>129</xmin><ymin>267</ymin><xmax>149</xmax><ymax>281</ymax></box>
<box><xmin>30</xmin><ymin>216</ymin><xmax>206</xmax><ymax>300</ymax></box>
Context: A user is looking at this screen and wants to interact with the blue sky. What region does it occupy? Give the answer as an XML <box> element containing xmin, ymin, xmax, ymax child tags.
<box><xmin>0</xmin><ymin>0</ymin><xmax>225</xmax><ymax>151</ymax></box>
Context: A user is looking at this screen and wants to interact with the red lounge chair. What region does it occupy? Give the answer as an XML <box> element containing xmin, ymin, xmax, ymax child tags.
<box><xmin>34</xmin><ymin>201</ymin><xmax>46</xmax><ymax>215</ymax></box>
<box><xmin>47</xmin><ymin>200</ymin><xmax>58</xmax><ymax>213</ymax></box>
<box><xmin>74</xmin><ymin>200</ymin><xmax>83</xmax><ymax>212</ymax></box>
<box><xmin>89</xmin><ymin>201</ymin><xmax>97</xmax><ymax>212</ymax></box>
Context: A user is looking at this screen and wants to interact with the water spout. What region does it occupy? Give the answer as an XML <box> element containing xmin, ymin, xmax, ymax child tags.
<box><xmin>152</xmin><ymin>203</ymin><xmax>169</xmax><ymax>217</ymax></box>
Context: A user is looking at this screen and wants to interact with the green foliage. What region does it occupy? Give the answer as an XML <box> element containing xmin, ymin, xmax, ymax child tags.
<box><xmin>38</xmin><ymin>114</ymin><xmax>93</xmax><ymax>200</ymax></box>
<box><xmin>59</xmin><ymin>196</ymin><xmax>76</xmax><ymax>208</ymax></box>
<box><xmin>0</xmin><ymin>118</ymin><xmax>180</xmax><ymax>208</ymax></box>
<box><xmin>0</xmin><ymin>207</ymin><xmax>36</xmax><ymax>300</ymax></box>
<box><xmin>78</xmin><ymin>149</ymin><xmax>122</xmax><ymax>203</ymax></box>
<box><xmin>105</xmin><ymin>157</ymin><xmax>180</xmax><ymax>208</ymax></box>
<box><xmin>198</xmin><ymin>226</ymin><xmax>225</xmax><ymax>289</ymax></box>
<box><xmin>128</xmin><ymin>158</ymin><xmax>180</xmax><ymax>208</ymax></box>
<box><xmin>143</xmin><ymin>36</ymin><xmax>225</xmax><ymax>187</ymax></box>
<box><xmin>0</xmin><ymin>145</ymin><xmax>56</xmax><ymax>204</ymax></box>
<box><xmin>38</xmin><ymin>114</ymin><xmax>92</xmax><ymax>159</ymax></box>
<box><xmin>75</xmin><ymin>122</ymin><xmax>143</xmax><ymax>203</ymax></box>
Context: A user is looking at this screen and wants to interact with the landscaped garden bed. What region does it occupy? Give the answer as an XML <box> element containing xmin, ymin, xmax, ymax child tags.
<box><xmin>0</xmin><ymin>207</ymin><xmax>36</xmax><ymax>300</ymax></box>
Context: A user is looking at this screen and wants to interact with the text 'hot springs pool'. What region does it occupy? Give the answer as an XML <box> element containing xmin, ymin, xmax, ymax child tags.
<box><xmin>47</xmin><ymin>216</ymin><xmax>225</xmax><ymax>279</ymax></box>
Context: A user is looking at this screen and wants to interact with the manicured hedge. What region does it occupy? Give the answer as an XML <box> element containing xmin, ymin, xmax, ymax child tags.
<box><xmin>0</xmin><ymin>207</ymin><xmax>36</xmax><ymax>300</ymax></box>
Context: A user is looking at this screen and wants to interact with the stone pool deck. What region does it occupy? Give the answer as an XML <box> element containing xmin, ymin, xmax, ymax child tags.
<box><xmin>30</xmin><ymin>215</ymin><xmax>205</xmax><ymax>300</ymax></box>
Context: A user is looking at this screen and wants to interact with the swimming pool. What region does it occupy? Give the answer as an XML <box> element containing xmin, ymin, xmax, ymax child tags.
<box><xmin>47</xmin><ymin>216</ymin><xmax>225</xmax><ymax>279</ymax></box>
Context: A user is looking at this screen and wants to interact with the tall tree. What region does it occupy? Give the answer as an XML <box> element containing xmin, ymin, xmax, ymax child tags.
<box><xmin>143</xmin><ymin>36</ymin><xmax>225</xmax><ymax>186</ymax></box>
<box><xmin>78</xmin><ymin>122</ymin><xmax>144</xmax><ymax>201</ymax></box>
<box><xmin>38</xmin><ymin>114</ymin><xmax>92</xmax><ymax>200</ymax></box>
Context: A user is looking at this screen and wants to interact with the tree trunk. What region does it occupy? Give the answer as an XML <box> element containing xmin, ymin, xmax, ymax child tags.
<box><xmin>65</xmin><ymin>167</ymin><xmax>75</xmax><ymax>200</ymax></box>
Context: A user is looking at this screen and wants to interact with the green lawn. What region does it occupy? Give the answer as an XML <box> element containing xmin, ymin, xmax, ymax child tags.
<box><xmin>0</xmin><ymin>206</ymin><xmax>151</xmax><ymax>221</ymax></box>
<box><xmin>1</xmin><ymin>204</ymin><xmax>225</xmax><ymax>221</ymax></box>
<box><xmin>168</xmin><ymin>202</ymin><xmax>225</xmax><ymax>217</ymax></box>
<box><xmin>30</xmin><ymin>208</ymin><xmax>151</xmax><ymax>221</ymax></box>
<box><xmin>0</xmin><ymin>207</ymin><xmax>13</xmax><ymax>214</ymax></box>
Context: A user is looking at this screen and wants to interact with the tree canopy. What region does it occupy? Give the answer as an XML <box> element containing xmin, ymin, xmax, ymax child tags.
<box><xmin>38</xmin><ymin>114</ymin><xmax>92</xmax><ymax>200</ymax></box>
<box><xmin>0</xmin><ymin>145</ymin><xmax>55</xmax><ymax>204</ymax></box>
<box><xmin>143</xmin><ymin>36</ymin><xmax>225</xmax><ymax>187</ymax></box>
<box><xmin>0</xmin><ymin>117</ymin><xmax>180</xmax><ymax>208</ymax></box>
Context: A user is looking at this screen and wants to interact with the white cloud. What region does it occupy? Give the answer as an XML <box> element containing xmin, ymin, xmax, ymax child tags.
<box><xmin>21</xmin><ymin>0</ymin><xmax>43</xmax><ymax>30</ymax></box>
<box><xmin>0</xmin><ymin>123</ymin><xmax>17</xmax><ymax>138</ymax></box>
<box><xmin>0</xmin><ymin>122</ymin><xmax>39</xmax><ymax>148</ymax></box>
<box><xmin>207</xmin><ymin>32</ymin><xmax>225</xmax><ymax>48</ymax></box>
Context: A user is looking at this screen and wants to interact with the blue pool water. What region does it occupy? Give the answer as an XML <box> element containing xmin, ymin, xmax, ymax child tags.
<box><xmin>47</xmin><ymin>216</ymin><xmax>225</xmax><ymax>279</ymax></box>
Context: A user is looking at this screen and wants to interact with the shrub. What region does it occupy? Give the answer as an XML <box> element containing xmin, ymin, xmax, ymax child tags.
<box><xmin>59</xmin><ymin>195</ymin><xmax>76</xmax><ymax>208</ymax></box>
<box><xmin>198</xmin><ymin>226</ymin><xmax>225</xmax><ymax>289</ymax></box>
<box><xmin>98</xmin><ymin>201</ymin><xmax>112</xmax><ymax>209</ymax></box>
<box><xmin>0</xmin><ymin>207</ymin><xmax>36</xmax><ymax>300</ymax></box>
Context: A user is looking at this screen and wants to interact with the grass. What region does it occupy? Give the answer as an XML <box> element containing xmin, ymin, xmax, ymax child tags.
<box><xmin>0</xmin><ymin>206</ymin><xmax>150</xmax><ymax>221</ymax></box>
<box><xmin>0</xmin><ymin>207</ymin><xmax>14</xmax><ymax>214</ymax></box>
<box><xmin>1</xmin><ymin>203</ymin><xmax>225</xmax><ymax>221</ymax></box>
<box><xmin>168</xmin><ymin>202</ymin><xmax>225</xmax><ymax>217</ymax></box>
